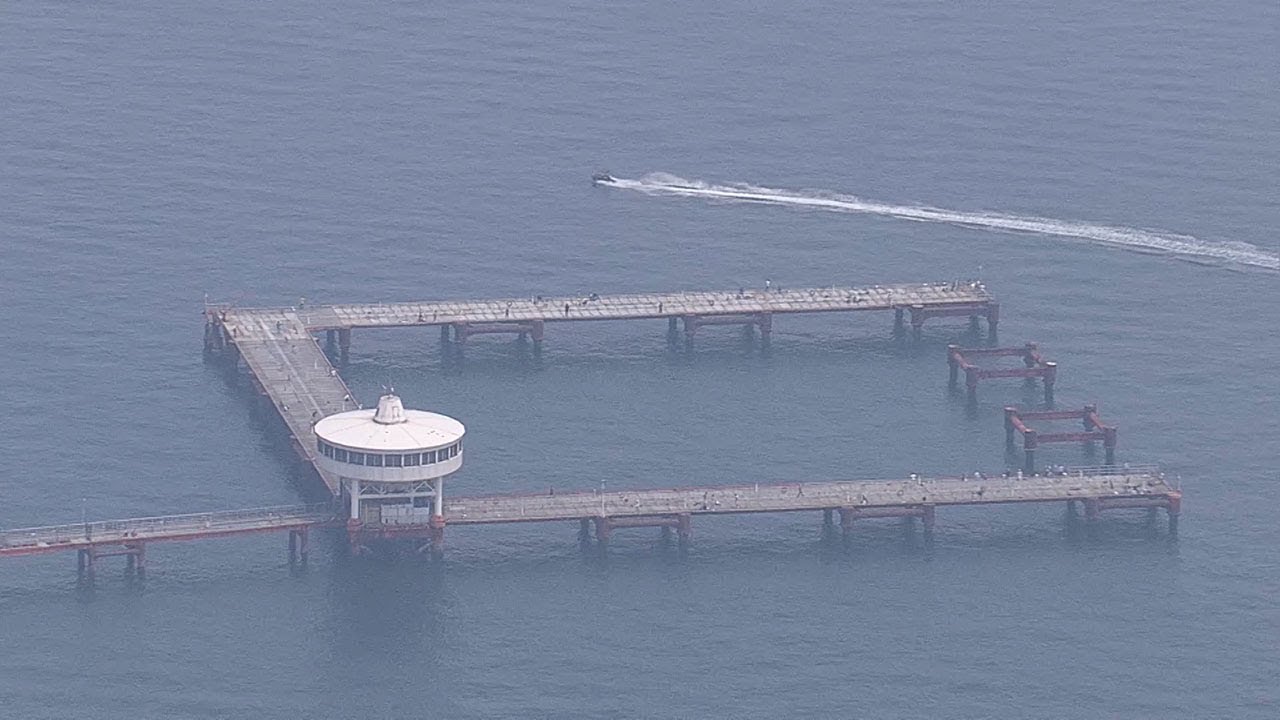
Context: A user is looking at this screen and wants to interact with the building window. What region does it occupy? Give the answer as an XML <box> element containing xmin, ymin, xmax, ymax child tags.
<box><xmin>334</xmin><ymin>447</ymin><xmax>348</xmax><ymax>463</ymax></box>
<box><xmin>424</xmin><ymin>450</ymin><xmax>436</xmax><ymax>464</ymax></box>
<box><xmin>348</xmin><ymin>451</ymin><xmax>365</xmax><ymax>466</ymax></box>
<box><xmin>385</xmin><ymin>454</ymin><xmax>402</xmax><ymax>467</ymax></box>
<box><xmin>404</xmin><ymin>453</ymin><xmax>420</xmax><ymax>467</ymax></box>
<box><xmin>367</xmin><ymin>453</ymin><xmax>384</xmax><ymax>467</ymax></box>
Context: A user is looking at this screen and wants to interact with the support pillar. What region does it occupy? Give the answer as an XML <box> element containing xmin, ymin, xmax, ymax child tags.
<box><xmin>676</xmin><ymin>513</ymin><xmax>692</xmax><ymax>547</ymax></box>
<box><xmin>1103</xmin><ymin>426</ymin><xmax>1117</xmax><ymax>465</ymax></box>
<box><xmin>909</xmin><ymin>305</ymin><xmax>925</xmax><ymax>341</ymax></box>
<box><xmin>530</xmin><ymin>319</ymin><xmax>544</xmax><ymax>356</ymax></box>
<box><xmin>594</xmin><ymin>517</ymin><xmax>612</xmax><ymax>545</ymax></box>
<box><xmin>968</xmin><ymin>315</ymin><xmax>981</xmax><ymax>334</ymax></box>
<box><xmin>289</xmin><ymin>527</ymin><xmax>310</xmax><ymax>564</ymax></box>
<box><xmin>921</xmin><ymin>505</ymin><xmax>936</xmax><ymax>543</ymax></box>
<box><xmin>1004</xmin><ymin>406</ymin><xmax>1017</xmax><ymax>450</ymax></box>
<box><xmin>1023</xmin><ymin>430</ymin><xmax>1037</xmax><ymax>475</ymax></box>
<box><xmin>133</xmin><ymin>544</ymin><xmax>146</xmax><ymax>579</ymax></box>
<box><xmin>838</xmin><ymin>507</ymin><xmax>855</xmax><ymax>545</ymax></box>
<box><xmin>682</xmin><ymin>315</ymin><xmax>697</xmax><ymax>350</ymax></box>
<box><xmin>965</xmin><ymin>366</ymin><xmax>979</xmax><ymax>401</ymax></box>
<box><xmin>987</xmin><ymin>303</ymin><xmax>1000</xmax><ymax>344</ymax></box>
<box><xmin>337</xmin><ymin>328</ymin><xmax>352</xmax><ymax>365</ymax></box>
<box><xmin>1167</xmin><ymin>493</ymin><xmax>1181</xmax><ymax>537</ymax></box>
<box><xmin>948</xmin><ymin>345</ymin><xmax>960</xmax><ymax>387</ymax></box>
<box><xmin>326</xmin><ymin>329</ymin><xmax>337</xmax><ymax>351</ymax></box>
<box><xmin>758</xmin><ymin>312</ymin><xmax>772</xmax><ymax>351</ymax></box>
<box><xmin>893</xmin><ymin>307</ymin><xmax>905</xmax><ymax>336</ymax></box>
<box><xmin>1083</xmin><ymin>497</ymin><xmax>1101</xmax><ymax>523</ymax></box>
<box><xmin>1043</xmin><ymin>362</ymin><xmax>1057</xmax><ymax>404</ymax></box>
<box><xmin>429</xmin><ymin>514</ymin><xmax>446</xmax><ymax>559</ymax></box>
<box><xmin>578</xmin><ymin>518</ymin><xmax>592</xmax><ymax>544</ymax></box>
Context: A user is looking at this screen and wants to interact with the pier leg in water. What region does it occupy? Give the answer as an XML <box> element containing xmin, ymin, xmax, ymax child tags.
<box><xmin>530</xmin><ymin>319</ymin><xmax>544</xmax><ymax>358</ymax></box>
<box><xmin>921</xmin><ymin>506</ymin><xmax>936</xmax><ymax>545</ymax></box>
<box><xmin>909</xmin><ymin>306</ymin><xmax>925</xmax><ymax>342</ymax></box>
<box><xmin>667</xmin><ymin>317</ymin><xmax>679</xmax><ymax>348</ymax></box>
<box><xmin>758</xmin><ymin>312</ymin><xmax>772</xmax><ymax>355</ymax></box>
<box><xmin>893</xmin><ymin>308</ymin><xmax>905</xmax><ymax>338</ymax></box>
<box><xmin>338</xmin><ymin>328</ymin><xmax>352</xmax><ymax>365</ymax></box>
<box><xmin>822</xmin><ymin>508</ymin><xmax>835</xmax><ymax>541</ymax></box>
<box><xmin>578</xmin><ymin>518</ymin><xmax>592</xmax><ymax>546</ymax></box>
<box><xmin>1167</xmin><ymin>494</ymin><xmax>1181</xmax><ymax>537</ymax></box>
<box><xmin>682</xmin><ymin>315</ymin><xmax>697</xmax><ymax>353</ymax></box>
<box><xmin>439</xmin><ymin>324</ymin><xmax>451</xmax><ymax>363</ymax></box>
<box><xmin>325</xmin><ymin>329</ymin><xmax>336</xmax><ymax>354</ymax></box>
<box><xmin>1083</xmin><ymin>498</ymin><xmax>1101</xmax><ymax>537</ymax></box>
<box><xmin>839</xmin><ymin>508</ymin><xmax>855</xmax><ymax>549</ymax></box>
<box><xmin>1042</xmin><ymin>362</ymin><xmax>1057</xmax><ymax>405</ymax></box>
<box><xmin>676</xmin><ymin>514</ymin><xmax>692</xmax><ymax>550</ymax></box>
<box><xmin>987</xmin><ymin>303</ymin><xmax>1000</xmax><ymax>345</ymax></box>
<box><xmin>593</xmin><ymin>517</ymin><xmax>612</xmax><ymax>551</ymax></box>
<box><xmin>429</xmin><ymin>515</ymin><xmax>446</xmax><ymax>560</ymax></box>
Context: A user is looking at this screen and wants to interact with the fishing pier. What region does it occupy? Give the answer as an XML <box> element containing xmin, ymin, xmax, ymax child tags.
<box><xmin>0</xmin><ymin>282</ymin><xmax>1182</xmax><ymax>583</ymax></box>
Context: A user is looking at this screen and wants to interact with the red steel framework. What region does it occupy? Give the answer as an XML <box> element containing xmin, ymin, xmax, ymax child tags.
<box><xmin>948</xmin><ymin>342</ymin><xmax>1057</xmax><ymax>403</ymax></box>
<box><xmin>1004</xmin><ymin>404</ymin><xmax>1118</xmax><ymax>473</ymax></box>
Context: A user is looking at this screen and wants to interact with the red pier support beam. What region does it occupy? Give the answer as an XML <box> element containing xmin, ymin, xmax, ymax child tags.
<box><xmin>949</xmin><ymin>343</ymin><xmax>1056</xmax><ymax>403</ymax></box>
<box><xmin>1005</xmin><ymin>405</ymin><xmax>1118</xmax><ymax>473</ymax></box>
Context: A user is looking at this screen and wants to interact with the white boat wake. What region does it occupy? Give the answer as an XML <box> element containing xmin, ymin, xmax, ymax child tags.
<box><xmin>597</xmin><ymin>173</ymin><xmax>1279</xmax><ymax>272</ymax></box>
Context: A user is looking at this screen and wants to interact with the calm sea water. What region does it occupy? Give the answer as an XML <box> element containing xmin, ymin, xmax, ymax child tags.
<box><xmin>1</xmin><ymin>1</ymin><xmax>1277</xmax><ymax>718</ymax></box>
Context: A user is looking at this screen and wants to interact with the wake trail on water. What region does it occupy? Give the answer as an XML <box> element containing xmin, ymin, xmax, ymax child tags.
<box><xmin>603</xmin><ymin>173</ymin><xmax>1279</xmax><ymax>272</ymax></box>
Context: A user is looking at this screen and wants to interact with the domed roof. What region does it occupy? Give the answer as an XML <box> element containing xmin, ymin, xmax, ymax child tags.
<box><xmin>314</xmin><ymin>394</ymin><xmax>464</xmax><ymax>452</ymax></box>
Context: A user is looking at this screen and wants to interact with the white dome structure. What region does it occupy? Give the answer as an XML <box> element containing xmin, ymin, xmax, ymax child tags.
<box><xmin>314</xmin><ymin>394</ymin><xmax>464</xmax><ymax>544</ymax></box>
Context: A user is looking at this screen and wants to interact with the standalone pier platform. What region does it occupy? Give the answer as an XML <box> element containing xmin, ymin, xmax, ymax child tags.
<box><xmin>1005</xmin><ymin>405</ymin><xmax>1118</xmax><ymax>473</ymax></box>
<box><xmin>0</xmin><ymin>469</ymin><xmax>1180</xmax><ymax>576</ymax></box>
<box><xmin>948</xmin><ymin>342</ymin><xmax>1057</xmax><ymax>403</ymax></box>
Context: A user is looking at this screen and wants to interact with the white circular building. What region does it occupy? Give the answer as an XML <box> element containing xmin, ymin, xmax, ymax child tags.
<box><xmin>314</xmin><ymin>393</ymin><xmax>464</xmax><ymax>532</ymax></box>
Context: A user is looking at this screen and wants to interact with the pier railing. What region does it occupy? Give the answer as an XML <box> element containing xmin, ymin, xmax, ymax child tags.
<box><xmin>0</xmin><ymin>502</ymin><xmax>337</xmax><ymax>553</ymax></box>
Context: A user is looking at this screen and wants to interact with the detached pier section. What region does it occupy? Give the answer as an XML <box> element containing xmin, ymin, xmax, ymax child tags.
<box><xmin>948</xmin><ymin>343</ymin><xmax>1057</xmax><ymax>403</ymax></box>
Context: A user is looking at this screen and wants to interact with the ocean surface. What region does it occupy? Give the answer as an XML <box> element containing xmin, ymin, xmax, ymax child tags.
<box><xmin>1</xmin><ymin>1</ymin><xmax>1277</xmax><ymax>717</ymax></box>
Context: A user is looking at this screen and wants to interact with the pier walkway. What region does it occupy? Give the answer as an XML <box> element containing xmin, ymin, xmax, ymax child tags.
<box><xmin>442</xmin><ymin>468</ymin><xmax>1177</xmax><ymax>527</ymax></box>
<box><xmin>0</xmin><ymin>469</ymin><xmax>1180</xmax><ymax>572</ymax></box>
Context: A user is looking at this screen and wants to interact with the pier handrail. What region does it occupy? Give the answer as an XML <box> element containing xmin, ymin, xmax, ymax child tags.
<box><xmin>0</xmin><ymin>502</ymin><xmax>337</xmax><ymax>542</ymax></box>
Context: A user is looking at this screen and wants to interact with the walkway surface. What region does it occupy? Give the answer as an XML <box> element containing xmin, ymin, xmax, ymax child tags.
<box><xmin>0</xmin><ymin>504</ymin><xmax>336</xmax><ymax>558</ymax></box>
<box><xmin>291</xmin><ymin>283</ymin><xmax>994</xmax><ymax>329</ymax></box>
<box><xmin>442</xmin><ymin>468</ymin><xmax>1177</xmax><ymax>524</ymax></box>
